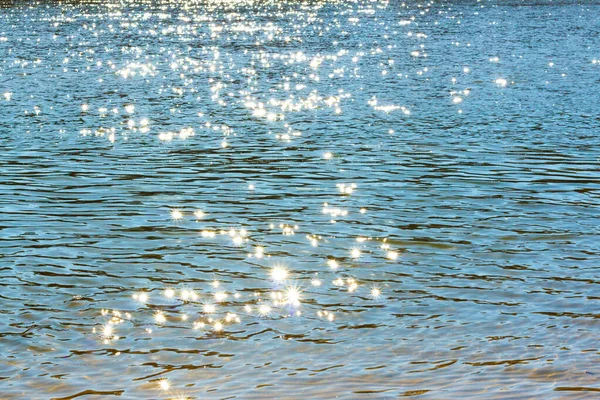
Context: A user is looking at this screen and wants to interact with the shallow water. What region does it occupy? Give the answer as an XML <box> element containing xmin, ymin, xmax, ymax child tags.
<box><xmin>1</xmin><ymin>0</ymin><xmax>599</xmax><ymax>398</ymax></box>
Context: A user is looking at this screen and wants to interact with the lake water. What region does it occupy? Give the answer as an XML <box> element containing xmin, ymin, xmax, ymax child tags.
<box><xmin>1</xmin><ymin>0</ymin><xmax>599</xmax><ymax>398</ymax></box>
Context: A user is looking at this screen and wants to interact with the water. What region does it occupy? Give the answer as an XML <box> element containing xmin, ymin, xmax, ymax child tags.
<box><xmin>1</xmin><ymin>0</ymin><xmax>599</xmax><ymax>398</ymax></box>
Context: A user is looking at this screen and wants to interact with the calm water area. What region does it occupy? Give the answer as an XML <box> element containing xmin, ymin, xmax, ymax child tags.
<box><xmin>1</xmin><ymin>0</ymin><xmax>599</xmax><ymax>398</ymax></box>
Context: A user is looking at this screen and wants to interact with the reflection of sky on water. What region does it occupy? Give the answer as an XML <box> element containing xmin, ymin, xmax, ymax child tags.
<box><xmin>1</xmin><ymin>0</ymin><xmax>600</xmax><ymax>398</ymax></box>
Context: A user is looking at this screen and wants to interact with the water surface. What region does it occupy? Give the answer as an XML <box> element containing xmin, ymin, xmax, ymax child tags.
<box><xmin>1</xmin><ymin>0</ymin><xmax>600</xmax><ymax>398</ymax></box>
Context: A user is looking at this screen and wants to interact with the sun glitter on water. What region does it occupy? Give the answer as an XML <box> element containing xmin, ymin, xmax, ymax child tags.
<box><xmin>170</xmin><ymin>209</ymin><xmax>183</xmax><ymax>221</ymax></box>
<box><xmin>270</xmin><ymin>266</ymin><xmax>288</xmax><ymax>282</ymax></box>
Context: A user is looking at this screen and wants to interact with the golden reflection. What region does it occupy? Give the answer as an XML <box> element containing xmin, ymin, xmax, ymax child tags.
<box><xmin>154</xmin><ymin>311</ymin><xmax>166</xmax><ymax>325</ymax></box>
<box><xmin>158</xmin><ymin>378</ymin><xmax>170</xmax><ymax>392</ymax></box>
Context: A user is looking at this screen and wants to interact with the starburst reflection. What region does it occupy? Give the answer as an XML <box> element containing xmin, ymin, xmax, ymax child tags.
<box><xmin>154</xmin><ymin>311</ymin><xmax>166</xmax><ymax>325</ymax></box>
<box><xmin>370</xmin><ymin>286</ymin><xmax>382</xmax><ymax>300</ymax></box>
<box><xmin>284</xmin><ymin>285</ymin><xmax>302</xmax><ymax>307</ymax></box>
<box><xmin>257</xmin><ymin>302</ymin><xmax>272</xmax><ymax>317</ymax></box>
<box><xmin>133</xmin><ymin>292</ymin><xmax>148</xmax><ymax>304</ymax></box>
<box><xmin>170</xmin><ymin>209</ymin><xmax>183</xmax><ymax>220</ymax></box>
<box><xmin>158</xmin><ymin>379</ymin><xmax>170</xmax><ymax>392</ymax></box>
<box><xmin>203</xmin><ymin>303</ymin><xmax>216</xmax><ymax>314</ymax></box>
<box><xmin>254</xmin><ymin>246</ymin><xmax>265</xmax><ymax>258</ymax></box>
<box><xmin>213</xmin><ymin>321</ymin><xmax>224</xmax><ymax>332</ymax></box>
<box><xmin>214</xmin><ymin>292</ymin><xmax>228</xmax><ymax>302</ymax></box>
<box><xmin>327</xmin><ymin>259</ymin><xmax>339</xmax><ymax>270</ymax></box>
<box><xmin>101</xmin><ymin>324</ymin><xmax>114</xmax><ymax>340</ymax></box>
<box><xmin>270</xmin><ymin>266</ymin><xmax>288</xmax><ymax>282</ymax></box>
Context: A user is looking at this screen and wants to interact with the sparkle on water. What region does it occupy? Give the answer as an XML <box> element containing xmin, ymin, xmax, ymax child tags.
<box><xmin>270</xmin><ymin>265</ymin><xmax>289</xmax><ymax>283</ymax></box>
<box><xmin>1</xmin><ymin>0</ymin><xmax>600</xmax><ymax>399</ymax></box>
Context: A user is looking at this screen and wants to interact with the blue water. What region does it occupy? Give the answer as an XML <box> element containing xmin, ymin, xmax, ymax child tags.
<box><xmin>1</xmin><ymin>0</ymin><xmax>599</xmax><ymax>398</ymax></box>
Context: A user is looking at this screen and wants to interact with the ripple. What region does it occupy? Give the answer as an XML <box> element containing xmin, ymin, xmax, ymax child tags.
<box><xmin>1</xmin><ymin>0</ymin><xmax>600</xmax><ymax>398</ymax></box>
